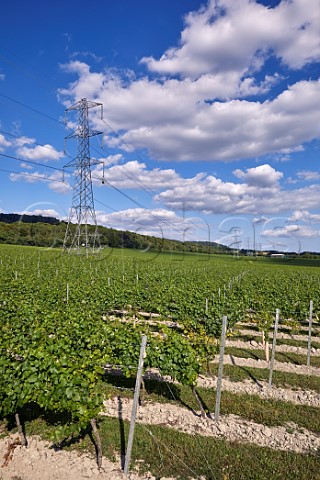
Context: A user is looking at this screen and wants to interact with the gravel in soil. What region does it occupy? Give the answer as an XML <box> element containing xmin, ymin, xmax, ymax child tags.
<box><xmin>225</xmin><ymin>339</ymin><xmax>320</xmax><ymax>356</ymax></box>
<box><xmin>212</xmin><ymin>354</ymin><xmax>320</xmax><ymax>376</ymax></box>
<box><xmin>197</xmin><ymin>375</ymin><xmax>320</xmax><ymax>408</ymax></box>
<box><xmin>101</xmin><ymin>397</ymin><xmax>320</xmax><ymax>455</ymax></box>
<box><xmin>0</xmin><ymin>434</ymin><xmax>175</xmax><ymax>480</ymax></box>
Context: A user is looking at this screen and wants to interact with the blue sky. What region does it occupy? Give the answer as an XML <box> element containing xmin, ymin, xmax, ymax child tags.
<box><xmin>0</xmin><ymin>0</ymin><xmax>319</xmax><ymax>252</ymax></box>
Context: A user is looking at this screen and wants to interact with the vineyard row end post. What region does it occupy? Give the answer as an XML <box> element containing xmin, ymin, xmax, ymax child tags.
<box><xmin>307</xmin><ymin>300</ymin><xmax>313</xmax><ymax>367</ymax></box>
<box><xmin>268</xmin><ymin>308</ymin><xmax>280</xmax><ymax>388</ymax></box>
<box><xmin>124</xmin><ymin>335</ymin><xmax>147</xmax><ymax>476</ymax></box>
<box><xmin>214</xmin><ymin>315</ymin><xmax>228</xmax><ymax>422</ymax></box>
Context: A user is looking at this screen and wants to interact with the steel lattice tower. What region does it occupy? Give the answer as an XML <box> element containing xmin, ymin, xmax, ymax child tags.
<box><xmin>63</xmin><ymin>98</ymin><xmax>103</xmax><ymax>254</ymax></box>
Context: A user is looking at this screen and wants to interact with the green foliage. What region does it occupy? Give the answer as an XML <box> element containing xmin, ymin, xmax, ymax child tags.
<box><xmin>0</xmin><ymin>244</ymin><xmax>319</xmax><ymax>442</ymax></box>
<box><xmin>0</xmin><ymin>219</ymin><xmax>228</xmax><ymax>253</ymax></box>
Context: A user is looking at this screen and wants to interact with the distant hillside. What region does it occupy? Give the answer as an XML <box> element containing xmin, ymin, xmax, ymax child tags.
<box><xmin>0</xmin><ymin>213</ymin><xmax>60</xmax><ymax>225</ymax></box>
<box><xmin>0</xmin><ymin>214</ymin><xmax>230</xmax><ymax>254</ymax></box>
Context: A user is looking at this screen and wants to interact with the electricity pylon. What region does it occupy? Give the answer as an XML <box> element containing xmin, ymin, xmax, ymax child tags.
<box><xmin>63</xmin><ymin>98</ymin><xmax>103</xmax><ymax>254</ymax></box>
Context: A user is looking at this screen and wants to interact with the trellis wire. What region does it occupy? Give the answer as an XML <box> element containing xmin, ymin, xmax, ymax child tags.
<box><xmin>140</xmin><ymin>424</ymin><xmax>199</xmax><ymax>479</ymax></box>
<box><xmin>157</xmin><ymin>367</ymin><xmax>215</xmax><ymax>479</ymax></box>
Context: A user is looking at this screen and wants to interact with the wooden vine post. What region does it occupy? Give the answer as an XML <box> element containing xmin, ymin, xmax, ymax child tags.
<box><xmin>15</xmin><ymin>412</ymin><xmax>27</xmax><ymax>447</ymax></box>
<box><xmin>124</xmin><ymin>335</ymin><xmax>147</xmax><ymax>476</ymax></box>
<box><xmin>90</xmin><ymin>418</ymin><xmax>102</xmax><ymax>468</ymax></box>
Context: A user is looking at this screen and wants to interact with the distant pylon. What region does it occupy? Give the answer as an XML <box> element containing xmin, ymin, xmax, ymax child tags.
<box><xmin>63</xmin><ymin>98</ymin><xmax>103</xmax><ymax>254</ymax></box>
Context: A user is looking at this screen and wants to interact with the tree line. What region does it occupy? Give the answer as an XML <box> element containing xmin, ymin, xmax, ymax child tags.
<box><xmin>0</xmin><ymin>214</ymin><xmax>228</xmax><ymax>254</ymax></box>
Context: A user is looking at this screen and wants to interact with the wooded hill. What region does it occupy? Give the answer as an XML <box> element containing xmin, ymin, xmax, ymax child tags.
<box><xmin>0</xmin><ymin>213</ymin><xmax>229</xmax><ymax>254</ymax></box>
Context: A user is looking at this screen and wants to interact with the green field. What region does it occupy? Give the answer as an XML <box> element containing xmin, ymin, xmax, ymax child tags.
<box><xmin>1</xmin><ymin>244</ymin><xmax>320</xmax><ymax>479</ymax></box>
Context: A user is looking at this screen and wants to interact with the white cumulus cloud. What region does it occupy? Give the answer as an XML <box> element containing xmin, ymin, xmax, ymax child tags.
<box><xmin>95</xmin><ymin>207</ymin><xmax>201</xmax><ymax>241</ymax></box>
<box><xmin>155</xmin><ymin>165</ymin><xmax>320</xmax><ymax>216</ymax></box>
<box><xmin>9</xmin><ymin>170</ymin><xmax>71</xmax><ymax>194</ymax></box>
<box><xmin>0</xmin><ymin>133</ymin><xmax>12</xmax><ymax>151</ymax></box>
<box><xmin>289</xmin><ymin>210</ymin><xmax>320</xmax><ymax>223</ymax></box>
<box><xmin>59</xmin><ymin>59</ymin><xmax>320</xmax><ymax>162</ymax></box>
<box><xmin>297</xmin><ymin>170</ymin><xmax>320</xmax><ymax>181</ymax></box>
<box><xmin>261</xmin><ymin>225</ymin><xmax>319</xmax><ymax>238</ymax></box>
<box><xmin>19</xmin><ymin>209</ymin><xmax>62</xmax><ymax>219</ymax></box>
<box><xmin>141</xmin><ymin>0</ymin><xmax>320</xmax><ymax>78</ymax></box>
<box><xmin>92</xmin><ymin>160</ymin><xmax>186</xmax><ymax>191</ymax></box>
<box><xmin>233</xmin><ymin>164</ymin><xmax>283</xmax><ymax>187</ymax></box>
<box><xmin>14</xmin><ymin>136</ymin><xmax>36</xmax><ymax>147</ymax></box>
<box><xmin>17</xmin><ymin>144</ymin><xmax>64</xmax><ymax>162</ymax></box>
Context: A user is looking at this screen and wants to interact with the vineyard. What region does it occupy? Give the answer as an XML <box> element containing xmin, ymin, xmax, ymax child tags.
<box><xmin>0</xmin><ymin>244</ymin><xmax>320</xmax><ymax>479</ymax></box>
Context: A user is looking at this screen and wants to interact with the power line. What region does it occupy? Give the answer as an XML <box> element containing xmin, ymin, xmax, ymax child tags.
<box><xmin>0</xmin><ymin>44</ymin><xmax>58</xmax><ymax>88</ymax></box>
<box><xmin>0</xmin><ymin>129</ymin><xmax>66</xmax><ymax>156</ymax></box>
<box><xmin>94</xmin><ymin>198</ymin><xmax>119</xmax><ymax>214</ymax></box>
<box><xmin>1</xmin><ymin>90</ymin><xmax>151</xmax><ymax>195</ymax></box>
<box><xmin>0</xmin><ymin>167</ymin><xmax>63</xmax><ymax>184</ymax></box>
<box><xmin>0</xmin><ymin>53</ymin><xmax>57</xmax><ymax>92</ymax></box>
<box><xmin>92</xmin><ymin>142</ymin><xmax>211</xmax><ymax>237</ymax></box>
<box><xmin>1</xmin><ymin>91</ymin><xmax>194</xmax><ymax>220</ymax></box>
<box><xmin>95</xmin><ymin>124</ymin><xmax>212</xmax><ymax>237</ymax></box>
<box><xmin>95</xmin><ymin>175</ymin><xmax>187</xmax><ymax>238</ymax></box>
<box><xmin>0</xmin><ymin>162</ymin><xmax>179</xmax><ymax>240</ymax></box>
<box><xmin>0</xmin><ymin>91</ymin><xmax>202</xmax><ymax>236</ymax></box>
<box><xmin>0</xmin><ymin>151</ymin><xmax>160</xmax><ymax>213</ymax></box>
<box><xmin>0</xmin><ymin>126</ymin><xmax>206</xmax><ymax>240</ymax></box>
<box><xmin>0</xmin><ymin>87</ymin><xmax>212</xmax><ymax>241</ymax></box>
<box><xmin>92</xmin><ymin>144</ymin><xmax>156</xmax><ymax>199</ymax></box>
<box><xmin>0</xmin><ymin>54</ymin><xmax>208</xmax><ymax>240</ymax></box>
<box><xmin>0</xmin><ymin>153</ymin><xmax>207</xmax><ymax>241</ymax></box>
<box><xmin>0</xmin><ymin>152</ymin><xmax>65</xmax><ymax>172</ymax></box>
<box><xmin>0</xmin><ymin>49</ymin><xmax>202</xmax><ymax>229</ymax></box>
<box><xmin>0</xmin><ymin>93</ymin><xmax>64</xmax><ymax>127</ymax></box>
<box><xmin>0</xmin><ymin>95</ymin><xmax>163</xmax><ymax>206</ymax></box>
<box><xmin>0</xmin><ymin>150</ymin><xmax>164</xmax><ymax>216</ymax></box>
<box><xmin>0</xmin><ymin>164</ymin><xmax>205</xmax><ymax>245</ymax></box>
<box><xmin>0</xmin><ymin>165</ymin><xmax>166</xmax><ymax>241</ymax></box>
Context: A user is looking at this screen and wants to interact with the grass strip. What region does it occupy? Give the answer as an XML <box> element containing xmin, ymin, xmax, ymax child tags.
<box><xmin>169</xmin><ymin>387</ymin><xmax>320</xmax><ymax>435</ymax></box>
<box><xmin>22</xmin><ymin>415</ymin><xmax>320</xmax><ymax>480</ymax></box>
<box><xmin>237</xmin><ymin>323</ymin><xmax>320</xmax><ymax>337</ymax></box>
<box><xmin>100</xmin><ymin>374</ymin><xmax>320</xmax><ymax>434</ymax></box>
<box><xmin>230</xmin><ymin>334</ymin><xmax>320</xmax><ymax>350</ymax></box>
<box><xmin>206</xmin><ymin>363</ymin><xmax>320</xmax><ymax>393</ymax></box>
<box><xmin>219</xmin><ymin>390</ymin><xmax>320</xmax><ymax>433</ymax></box>
<box><xmin>225</xmin><ymin>346</ymin><xmax>320</xmax><ymax>367</ymax></box>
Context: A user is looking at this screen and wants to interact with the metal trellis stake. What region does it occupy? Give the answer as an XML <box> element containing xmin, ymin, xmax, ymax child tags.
<box><xmin>307</xmin><ymin>300</ymin><xmax>313</xmax><ymax>367</ymax></box>
<box><xmin>214</xmin><ymin>315</ymin><xmax>228</xmax><ymax>422</ymax></box>
<box><xmin>268</xmin><ymin>308</ymin><xmax>280</xmax><ymax>388</ymax></box>
<box><xmin>124</xmin><ymin>335</ymin><xmax>147</xmax><ymax>476</ymax></box>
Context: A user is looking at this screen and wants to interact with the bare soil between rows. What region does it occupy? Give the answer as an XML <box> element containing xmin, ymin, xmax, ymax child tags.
<box><xmin>196</xmin><ymin>375</ymin><xmax>320</xmax><ymax>407</ymax></box>
<box><xmin>225</xmin><ymin>339</ymin><xmax>320</xmax><ymax>355</ymax></box>
<box><xmin>2</xmin><ymin>319</ymin><xmax>319</xmax><ymax>480</ymax></box>
<box><xmin>101</xmin><ymin>397</ymin><xmax>320</xmax><ymax>455</ymax></box>
<box><xmin>0</xmin><ymin>435</ymin><xmax>174</xmax><ymax>480</ymax></box>
<box><xmin>213</xmin><ymin>354</ymin><xmax>320</xmax><ymax>376</ymax></box>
